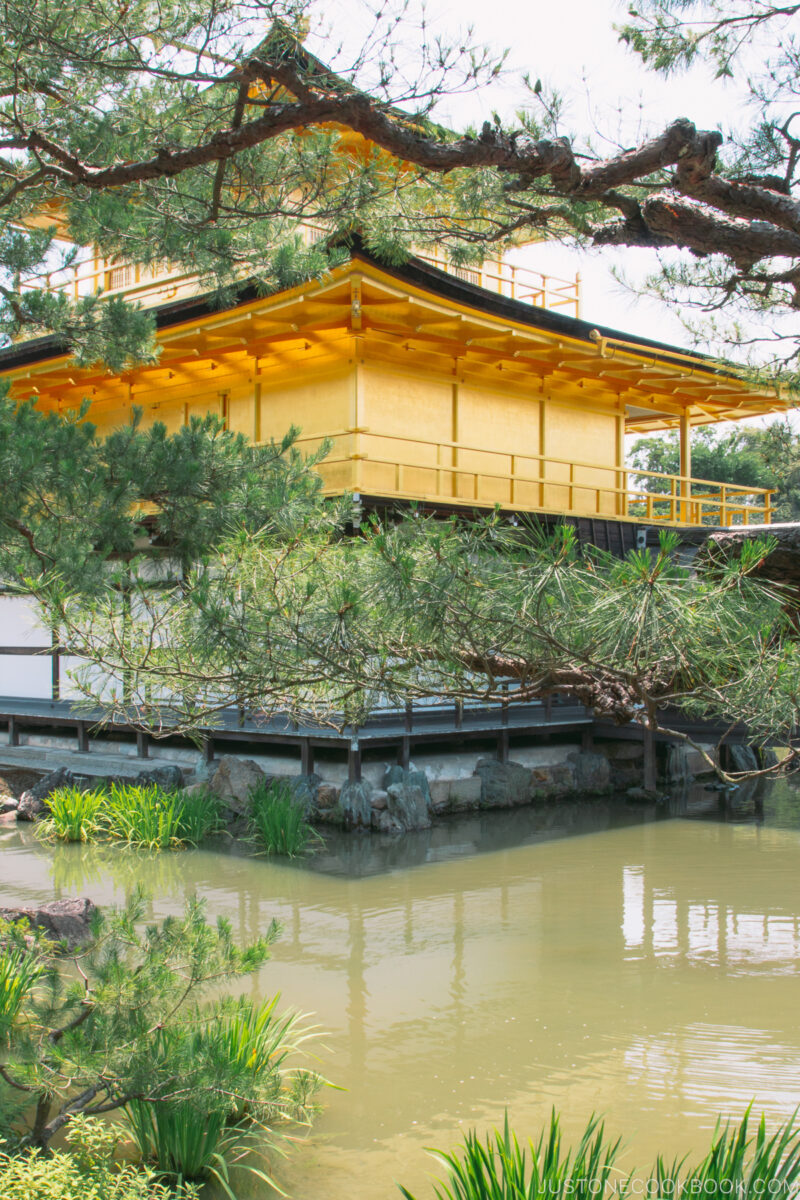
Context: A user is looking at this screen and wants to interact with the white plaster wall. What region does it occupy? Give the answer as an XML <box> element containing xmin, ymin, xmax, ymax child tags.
<box><xmin>0</xmin><ymin>594</ymin><xmax>52</xmax><ymax>698</ymax></box>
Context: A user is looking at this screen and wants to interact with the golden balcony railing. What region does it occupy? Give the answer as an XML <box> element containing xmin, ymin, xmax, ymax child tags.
<box><xmin>415</xmin><ymin>248</ymin><xmax>581</xmax><ymax>317</ymax></box>
<box><xmin>294</xmin><ymin>429</ymin><xmax>773</xmax><ymax>527</ymax></box>
<box><xmin>19</xmin><ymin>227</ymin><xmax>581</xmax><ymax>317</ymax></box>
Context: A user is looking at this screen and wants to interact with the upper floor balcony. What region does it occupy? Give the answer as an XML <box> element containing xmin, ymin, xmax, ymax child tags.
<box><xmin>19</xmin><ymin>226</ymin><xmax>581</xmax><ymax>320</ymax></box>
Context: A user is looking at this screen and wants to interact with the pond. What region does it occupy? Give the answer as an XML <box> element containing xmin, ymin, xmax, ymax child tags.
<box><xmin>2</xmin><ymin>782</ymin><xmax>800</xmax><ymax>1198</ymax></box>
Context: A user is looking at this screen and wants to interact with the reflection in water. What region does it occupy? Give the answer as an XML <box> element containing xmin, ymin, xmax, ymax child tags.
<box><xmin>3</xmin><ymin>785</ymin><xmax>800</xmax><ymax>1198</ymax></box>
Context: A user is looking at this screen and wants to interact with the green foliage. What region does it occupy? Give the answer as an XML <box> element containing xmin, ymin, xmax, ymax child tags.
<box><xmin>47</xmin><ymin>512</ymin><xmax>800</xmax><ymax>774</ymax></box>
<box><xmin>398</xmin><ymin>1111</ymin><xmax>624</xmax><ymax>1200</ymax></box>
<box><xmin>630</xmin><ymin>423</ymin><xmax>800</xmax><ymax>522</ymax></box>
<box><xmin>249</xmin><ymin>779</ymin><xmax>319</xmax><ymax>857</ymax></box>
<box><xmin>37</xmin><ymin>784</ymin><xmax>225</xmax><ymax>849</ymax></box>
<box><xmin>0</xmin><ymin>942</ymin><xmax>42</xmax><ymax>1041</ymax></box>
<box><xmin>398</xmin><ymin>1109</ymin><xmax>800</xmax><ymax>1200</ymax></box>
<box><xmin>39</xmin><ymin>787</ymin><xmax>105</xmax><ymax>843</ymax></box>
<box><xmin>651</xmin><ymin>1106</ymin><xmax>800</xmax><ymax>1200</ymax></box>
<box><xmin>0</xmin><ymin>1116</ymin><xmax>181</xmax><ymax>1200</ymax></box>
<box><xmin>0</xmin><ymin>892</ymin><xmax>282</xmax><ymax>1153</ymax></box>
<box><xmin>104</xmin><ymin>783</ymin><xmax>194</xmax><ymax>850</ymax></box>
<box><xmin>0</xmin><ymin>395</ymin><xmax>338</xmax><ymax>591</ymax></box>
<box><xmin>125</xmin><ymin>995</ymin><xmax>319</xmax><ymax>1193</ymax></box>
<box><xmin>170</xmin><ymin>787</ymin><xmax>227</xmax><ymax>845</ymax></box>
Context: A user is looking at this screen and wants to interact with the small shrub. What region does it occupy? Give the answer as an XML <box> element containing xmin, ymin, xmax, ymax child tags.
<box><xmin>38</xmin><ymin>787</ymin><xmax>105</xmax><ymax>843</ymax></box>
<box><xmin>248</xmin><ymin>779</ymin><xmax>318</xmax><ymax>857</ymax></box>
<box><xmin>0</xmin><ymin>1114</ymin><xmax>184</xmax><ymax>1199</ymax></box>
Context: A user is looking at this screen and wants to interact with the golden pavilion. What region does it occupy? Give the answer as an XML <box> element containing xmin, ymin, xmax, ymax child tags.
<box><xmin>0</xmin><ymin>230</ymin><xmax>786</xmax><ymax>533</ymax></box>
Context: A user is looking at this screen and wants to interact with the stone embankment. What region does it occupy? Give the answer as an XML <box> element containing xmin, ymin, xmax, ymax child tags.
<box><xmin>0</xmin><ymin>738</ymin><xmax>717</xmax><ymax>835</ymax></box>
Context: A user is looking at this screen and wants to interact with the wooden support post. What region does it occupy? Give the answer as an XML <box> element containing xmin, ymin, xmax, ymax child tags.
<box><xmin>501</xmin><ymin>683</ymin><xmax>509</xmax><ymax>727</ymax></box>
<box><xmin>50</xmin><ymin>637</ymin><xmax>60</xmax><ymax>702</ymax></box>
<box><xmin>202</xmin><ymin>737</ymin><xmax>214</xmax><ymax>767</ymax></box>
<box><xmin>544</xmin><ymin>695</ymin><xmax>553</xmax><ymax>722</ymax></box>
<box><xmin>398</xmin><ymin>736</ymin><xmax>411</xmax><ymax>771</ymax></box>
<box><xmin>8</xmin><ymin>716</ymin><xmax>18</xmax><ymax>747</ymax></box>
<box><xmin>76</xmin><ymin>721</ymin><xmax>89</xmax><ymax>753</ymax></box>
<box><xmin>136</xmin><ymin>730</ymin><xmax>149</xmax><ymax>759</ymax></box>
<box><xmin>643</xmin><ymin>726</ymin><xmax>657</xmax><ymax>792</ymax></box>
<box><xmin>679</xmin><ymin>409</ymin><xmax>691</xmax><ymax>524</ymax></box>
<box><xmin>348</xmin><ymin>738</ymin><xmax>362</xmax><ymax>783</ymax></box>
<box><xmin>497</xmin><ymin>728</ymin><xmax>510</xmax><ymax>764</ymax></box>
<box><xmin>581</xmin><ymin>727</ymin><xmax>594</xmax><ymax>752</ymax></box>
<box><xmin>404</xmin><ymin>700</ymin><xmax>413</xmax><ymax>732</ymax></box>
<box><xmin>301</xmin><ymin>739</ymin><xmax>314</xmax><ymax>776</ymax></box>
<box><xmin>455</xmin><ymin>699</ymin><xmax>463</xmax><ymax>730</ymax></box>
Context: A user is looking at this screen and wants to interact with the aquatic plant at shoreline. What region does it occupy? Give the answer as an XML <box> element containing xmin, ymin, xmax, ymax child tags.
<box><xmin>105</xmin><ymin>783</ymin><xmax>195</xmax><ymax>849</ymax></box>
<box><xmin>249</xmin><ymin>779</ymin><xmax>319</xmax><ymax>857</ymax></box>
<box><xmin>125</xmin><ymin>995</ymin><xmax>321</xmax><ymax>1195</ymax></box>
<box><xmin>0</xmin><ymin>941</ymin><xmax>42</xmax><ymax>1042</ymax></box>
<box><xmin>650</xmin><ymin>1107</ymin><xmax>800</xmax><ymax>1200</ymax></box>
<box><xmin>37</xmin><ymin>786</ymin><xmax>105</xmax><ymax>843</ymax></box>
<box><xmin>398</xmin><ymin>1111</ymin><xmax>624</xmax><ymax>1200</ymax></box>
<box><xmin>37</xmin><ymin>782</ymin><xmax>226</xmax><ymax>850</ymax></box>
<box><xmin>398</xmin><ymin>1109</ymin><xmax>800</xmax><ymax>1200</ymax></box>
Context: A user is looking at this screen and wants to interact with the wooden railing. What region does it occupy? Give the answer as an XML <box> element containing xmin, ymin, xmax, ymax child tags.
<box><xmin>295</xmin><ymin>429</ymin><xmax>773</xmax><ymax>527</ymax></box>
<box><xmin>416</xmin><ymin>249</ymin><xmax>580</xmax><ymax>317</ymax></box>
<box><xmin>19</xmin><ymin>229</ymin><xmax>581</xmax><ymax>317</ymax></box>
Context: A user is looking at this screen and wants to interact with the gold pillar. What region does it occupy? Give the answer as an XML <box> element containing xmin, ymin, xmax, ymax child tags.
<box><xmin>679</xmin><ymin>409</ymin><xmax>692</xmax><ymax>524</ymax></box>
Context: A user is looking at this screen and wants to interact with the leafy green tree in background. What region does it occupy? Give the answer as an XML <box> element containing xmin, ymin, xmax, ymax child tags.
<box><xmin>630</xmin><ymin>422</ymin><xmax>800</xmax><ymax>521</ymax></box>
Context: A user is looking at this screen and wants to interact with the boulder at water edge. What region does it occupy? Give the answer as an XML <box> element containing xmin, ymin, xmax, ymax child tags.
<box><xmin>17</xmin><ymin>766</ymin><xmax>76</xmax><ymax>821</ymax></box>
<box><xmin>0</xmin><ymin>897</ymin><xmax>98</xmax><ymax>950</ymax></box>
<box><xmin>209</xmin><ymin>756</ymin><xmax>265</xmax><ymax>816</ymax></box>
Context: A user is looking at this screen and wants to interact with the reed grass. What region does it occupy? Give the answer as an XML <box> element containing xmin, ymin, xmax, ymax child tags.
<box><xmin>99</xmin><ymin>783</ymin><xmax>225</xmax><ymax>850</ymax></box>
<box><xmin>38</xmin><ymin>786</ymin><xmax>105</xmax><ymax>843</ymax></box>
<box><xmin>648</xmin><ymin>1107</ymin><xmax>800</xmax><ymax>1200</ymax></box>
<box><xmin>248</xmin><ymin>778</ymin><xmax>319</xmax><ymax>857</ymax></box>
<box><xmin>104</xmin><ymin>783</ymin><xmax>187</xmax><ymax>849</ymax></box>
<box><xmin>399</xmin><ymin>1110</ymin><xmax>800</xmax><ymax>1200</ymax></box>
<box><xmin>398</xmin><ymin>1111</ymin><xmax>624</xmax><ymax>1200</ymax></box>
<box><xmin>125</xmin><ymin>996</ymin><xmax>319</xmax><ymax>1197</ymax></box>
<box><xmin>0</xmin><ymin>942</ymin><xmax>42</xmax><ymax>1038</ymax></box>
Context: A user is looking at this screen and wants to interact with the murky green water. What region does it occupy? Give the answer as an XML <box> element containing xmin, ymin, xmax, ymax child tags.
<box><xmin>3</xmin><ymin>784</ymin><xmax>800</xmax><ymax>1198</ymax></box>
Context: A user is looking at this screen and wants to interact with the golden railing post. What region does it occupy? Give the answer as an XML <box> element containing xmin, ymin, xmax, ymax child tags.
<box><xmin>720</xmin><ymin>485</ymin><xmax>729</xmax><ymax>527</ymax></box>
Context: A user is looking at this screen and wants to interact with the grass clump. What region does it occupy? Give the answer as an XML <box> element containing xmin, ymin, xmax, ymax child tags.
<box><xmin>399</xmin><ymin>1111</ymin><xmax>622</xmax><ymax>1200</ymax></box>
<box><xmin>126</xmin><ymin>996</ymin><xmax>320</xmax><ymax>1195</ymax></box>
<box><xmin>37</xmin><ymin>783</ymin><xmax>226</xmax><ymax>851</ymax></box>
<box><xmin>38</xmin><ymin>786</ymin><xmax>105</xmax><ymax>843</ymax></box>
<box><xmin>650</xmin><ymin>1107</ymin><xmax>800</xmax><ymax>1200</ymax></box>
<box><xmin>248</xmin><ymin>778</ymin><xmax>319</xmax><ymax>857</ymax></box>
<box><xmin>398</xmin><ymin>1109</ymin><xmax>800</xmax><ymax>1200</ymax></box>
